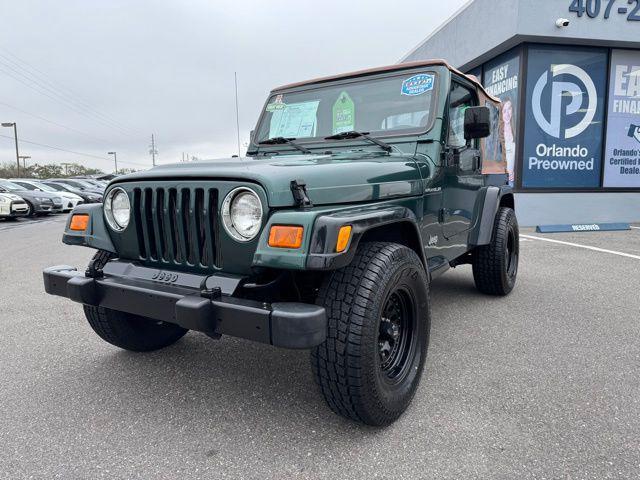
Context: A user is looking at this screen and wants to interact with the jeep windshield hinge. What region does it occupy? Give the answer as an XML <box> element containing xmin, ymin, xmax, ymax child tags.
<box><xmin>290</xmin><ymin>179</ymin><xmax>312</xmax><ymax>208</ymax></box>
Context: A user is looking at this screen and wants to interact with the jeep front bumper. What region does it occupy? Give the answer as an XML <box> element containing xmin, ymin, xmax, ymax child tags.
<box><xmin>43</xmin><ymin>261</ymin><xmax>327</xmax><ymax>349</ymax></box>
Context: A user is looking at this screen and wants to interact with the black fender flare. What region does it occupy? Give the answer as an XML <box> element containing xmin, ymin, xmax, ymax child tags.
<box><xmin>469</xmin><ymin>186</ymin><xmax>514</xmax><ymax>246</ymax></box>
<box><xmin>306</xmin><ymin>204</ymin><xmax>427</xmax><ymax>272</ymax></box>
<box><xmin>62</xmin><ymin>203</ymin><xmax>117</xmax><ymax>253</ymax></box>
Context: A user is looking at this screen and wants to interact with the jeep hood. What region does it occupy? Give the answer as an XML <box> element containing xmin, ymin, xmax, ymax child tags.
<box><xmin>117</xmin><ymin>153</ymin><xmax>424</xmax><ymax>207</ymax></box>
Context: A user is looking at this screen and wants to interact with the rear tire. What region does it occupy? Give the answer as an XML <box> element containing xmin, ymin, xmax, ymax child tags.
<box><xmin>82</xmin><ymin>250</ymin><xmax>188</xmax><ymax>351</ymax></box>
<box><xmin>472</xmin><ymin>207</ymin><xmax>519</xmax><ymax>295</ymax></box>
<box><xmin>311</xmin><ymin>242</ymin><xmax>430</xmax><ymax>426</ymax></box>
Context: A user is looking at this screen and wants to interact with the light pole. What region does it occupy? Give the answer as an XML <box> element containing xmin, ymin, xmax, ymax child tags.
<box><xmin>1</xmin><ymin>122</ymin><xmax>20</xmax><ymax>176</ymax></box>
<box><xmin>107</xmin><ymin>151</ymin><xmax>118</xmax><ymax>175</ymax></box>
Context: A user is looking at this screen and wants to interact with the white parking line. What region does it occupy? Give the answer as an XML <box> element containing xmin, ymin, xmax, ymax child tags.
<box><xmin>631</xmin><ymin>226</ymin><xmax>640</xmax><ymax>230</ymax></box>
<box><xmin>520</xmin><ymin>234</ymin><xmax>640</xmax><ymax>260</ymax></box>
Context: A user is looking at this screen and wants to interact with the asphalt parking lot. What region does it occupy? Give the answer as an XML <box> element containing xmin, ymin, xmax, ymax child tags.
<box><xmin>1</xmin><ymin>215</ymin><xmax>639</xmax><ymax>479</ymax></box>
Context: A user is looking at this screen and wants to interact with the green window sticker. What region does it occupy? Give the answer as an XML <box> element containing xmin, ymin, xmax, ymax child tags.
<box><xmin>268</xmin><ymin>101</ymin><xmax>319</xmax><ymax>139</ymax></box>
<box><xmin>266</xmin><ymin>102</ymin><xmax>287</xmax><ymax>112</ymax></box>
<box><xmin>332</xmin><ymin>91</ymin><xmax>355</xmax><ymax>134</ymax></box>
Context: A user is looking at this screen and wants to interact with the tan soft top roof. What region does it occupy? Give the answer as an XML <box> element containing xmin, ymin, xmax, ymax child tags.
<box><xmin>273</xmin><ymin>59</ymin><xmax>500</xmax><ymax>102</ymax></box>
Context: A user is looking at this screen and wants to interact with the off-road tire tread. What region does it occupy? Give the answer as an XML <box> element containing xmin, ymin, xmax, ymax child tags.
<box><xmin>311</xmin><ymin>242</ymin><xmax>429</xmax><ymax>426</ymax></box>
<box><xmin>472</xmin><ymin>207</ymin><xmax>518</xmax><ymax>295</ymax></box>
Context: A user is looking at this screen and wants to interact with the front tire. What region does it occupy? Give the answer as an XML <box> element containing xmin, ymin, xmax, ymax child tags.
<box><xmin>312</xmin><ymin>242</ymin><xmax>430</xmax><ymax>426</ymax></box>
<box><xmin>83</xmin><ymin>306</ymin><xmax>188</xmax><ymax>352</ymax></box>
<box><xmin>82</xmin><ymin>250</ymin><xmax>188</xmax><ymax>351</ymax></box>
<box><xmin>472</xmin><ymin>207</ymin><xmax>519</xmax><ymax>295</ymax></box>
<box><xmin>25</xmin><ymin>201</ymin><xmax>34</xmax><ymax>217</ymax></box>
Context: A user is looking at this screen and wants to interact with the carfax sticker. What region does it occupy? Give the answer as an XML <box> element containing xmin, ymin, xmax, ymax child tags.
<box><xmin>401</xmin><ymin>74</ymin><xmax>434</xmax><ymax>96</ymax></box>
<box><xmin>266</xmin><ymin>94</ymin><xmax>287</xmax><ymax>112</ymax></box>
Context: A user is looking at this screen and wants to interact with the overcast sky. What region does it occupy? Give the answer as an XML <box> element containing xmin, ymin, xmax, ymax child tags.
<box><xmin>0</xmin><ymin>0</ymin><xmax>468</xmax><ymax>172</ymax></box>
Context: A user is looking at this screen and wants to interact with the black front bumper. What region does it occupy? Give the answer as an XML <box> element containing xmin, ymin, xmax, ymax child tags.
<box><xmin>43</xmin><ymin>261</ymin><xmax>327</xmax><ymax>349</ymax></box>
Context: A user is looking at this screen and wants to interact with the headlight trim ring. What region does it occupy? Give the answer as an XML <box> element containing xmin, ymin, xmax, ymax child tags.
<box><xmin>221</xmin><ymin>186</ymin><xmax>263</xmax><ymax>242</ymax></box>
<box><xmin>104</xmin><ymin>186</ymin><xmax>131</xmax><ymax>232</ymax></box>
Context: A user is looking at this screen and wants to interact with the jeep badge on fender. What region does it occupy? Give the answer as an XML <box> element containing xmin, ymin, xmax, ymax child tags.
<box><xmin>43</xmin><ymin>60</ymin><xmax>518</xmax><ymax>427</ymax></box>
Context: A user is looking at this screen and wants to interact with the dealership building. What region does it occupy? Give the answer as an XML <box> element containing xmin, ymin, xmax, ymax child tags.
<box><xmin>402</xmin><ymin>0</ymin><xmax>640</xmax><ymax>226</ymax></box>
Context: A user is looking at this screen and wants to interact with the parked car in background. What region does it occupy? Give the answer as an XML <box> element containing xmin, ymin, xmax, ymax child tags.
<box><xmin>48</xmin><ymin>178</ymin><xmax>104</xmax><ymax>196</ymax></box>
<box><xmin>73</xmin><ymin>177</ymin><xmax>108</xmax><ymax>189</ymax></box>
<box><xmin>0</xmin><ymin>179</ymin><xmax>61</xmax><ymax>215</ymax></box>
<box><xmin>11</xmin><ymin>179</ymin><xmax>83</xmax><ymax>212</ymax></box>
<box><xmin>41</xmin><ymin>181</ymin><xmax>103</xmax><ymax>204</ymax></box>
<box><xmin>0</xmin><ymin>192</ymin><xmax>29</xmax><ymax>219</ymax></box>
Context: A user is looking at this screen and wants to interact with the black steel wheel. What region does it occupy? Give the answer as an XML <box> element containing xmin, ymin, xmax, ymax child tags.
<box><xmin>312</xmin><ymin>242</ymin><xmax>430</xmax><ymax>426</ymax></box>
<box><xmin>378</xmin><ymin>288</ymin><xmax>417</xmax><ymax>383</ymax></box>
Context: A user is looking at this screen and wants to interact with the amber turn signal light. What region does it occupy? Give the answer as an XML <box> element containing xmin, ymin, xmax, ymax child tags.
<box><xmin>336</xmin><ymin>225</ymin><xmax>352</xmax><ymax>253</ymax></box>
<box><xmin>69</xmin><ymin>214</ymin><xmax>90</xmax><ymax>231</ymax></box>
<box><xmin>268</xmin><ymin>225</ymin><xmax>304</xmax><ymax>249</ymax></box>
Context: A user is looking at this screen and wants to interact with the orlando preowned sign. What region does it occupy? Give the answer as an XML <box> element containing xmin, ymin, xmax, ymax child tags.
<box><xmin>522</xmin><ymin>46</ymin><xmax>608</xmax><ymax>188</ymax></box>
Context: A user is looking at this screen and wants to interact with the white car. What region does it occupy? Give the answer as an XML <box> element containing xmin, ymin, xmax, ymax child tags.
<box><xmin>12</xmin><ymin>179</ymin><xmax>83</xmax><ymax>212</ymax></box>
<box><xmin>0</xmin><ymin>192</ymin><xmax>29</xmax><ymax>218</ymax></box>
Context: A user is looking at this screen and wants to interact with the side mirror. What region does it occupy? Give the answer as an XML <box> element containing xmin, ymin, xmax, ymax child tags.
<box><xmin>464</xmin><ymin>106</ymin><xmax>491</xmax><ymax>140</ymax></box>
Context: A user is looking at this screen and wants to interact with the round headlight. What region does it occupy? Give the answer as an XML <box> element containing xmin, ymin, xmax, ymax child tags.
<box><xmin>222</xmin><ymin>187</ymin><xmax>263</xmax><ymax>241</ymax></box>
<box><xmin>104</xmin><ymin>187</ymin><xmax>130</xmax><ymax>231</ymax></box>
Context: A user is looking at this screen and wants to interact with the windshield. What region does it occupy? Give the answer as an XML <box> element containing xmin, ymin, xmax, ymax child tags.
<box><xmin>60</xmin><ymin>179</ymin><xmax>91</xmax><ymax>189</ymax></box>
<box><xmin>32</xmin><ymin>182</ymin><xmax>57</xmax><ymax>192</ymax></box>
<box><xmin>43</xmin><ymin>182</ymin><xmax>66</xmax><ymax>192</ymax></box>
<box><xmin>12</xmin><ymin>181</ymin><xmax>39</xmax><ymax>191</ymax></box>
<box><xmin>254</xmin><ymin>71</ymin><xmax>436</xmax><ymax>145</ymax></box>
<box><xmin>0</xmin><ymin>180</ymin><xmax>24</xmax><ymax>192</ymax></box>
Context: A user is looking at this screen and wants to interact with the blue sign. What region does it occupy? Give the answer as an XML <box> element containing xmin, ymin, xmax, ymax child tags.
<box><xmin>536</xmin><ymin>223</ymin><xmax>631</xmax><ymax>233</ymax></box>
<box><xmin>522</xmin><ymin>46</ymin><xmax>608</xmax><ymax>188</ymax></box>
<box><xmin>401</xmin><ymin>74</ymin><xmax>434</xmax><ymax>96</ymax></box>
<box><xmin>603</xmin><ymin>49</ymin><xmax>640</xmax><ymax>188</ymax></box>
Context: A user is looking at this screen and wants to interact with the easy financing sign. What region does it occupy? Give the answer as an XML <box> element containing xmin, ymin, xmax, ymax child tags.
<box><xmin>603</xmin><ymin>50</ymin><xmax>640</xmax><ymax>188</ymax></box>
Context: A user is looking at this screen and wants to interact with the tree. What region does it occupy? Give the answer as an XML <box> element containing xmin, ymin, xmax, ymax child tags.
<box><xmin>32</xmin><ymin>163</ymin><xmax>64</xmax><ymax>178</ymax></box>
<box><xmin>0</xmin><ymin>161</ymin><xmax>104</xmax><ymax>179</ymax></box>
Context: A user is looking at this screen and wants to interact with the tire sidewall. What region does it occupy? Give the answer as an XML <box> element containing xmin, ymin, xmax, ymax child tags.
<box><xmin>500</xmin><ymin>208</ymin><xmax>519</xmax><ymax>292</ymax></box>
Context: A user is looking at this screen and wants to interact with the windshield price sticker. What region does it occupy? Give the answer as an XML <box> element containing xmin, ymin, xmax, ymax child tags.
<box><xmin>568</xmin><ymin>0</ymin><xmax>640</xmax><ymax>21</ymax></box>
<box><xmin>401</xmin><ymin>74</ymin><xmax>435</xmax><ymax>96</ymax></box>
<box><xmin>268</xmin><ymin>100</ymin><xmax>320</xmax><ymax>139</ymax></box>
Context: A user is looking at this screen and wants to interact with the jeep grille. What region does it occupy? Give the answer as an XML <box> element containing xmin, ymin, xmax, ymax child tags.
<box><xmin>131</xmin><ymin>187</ymin><xmax>220</xmax><ymax>268</ymax></box>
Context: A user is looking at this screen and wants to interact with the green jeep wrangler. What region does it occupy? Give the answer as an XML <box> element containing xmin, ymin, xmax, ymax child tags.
<box><xmin>44</xmin><ymin>60</ymin><xmax>518</xmax><ymax>426</ymax></box>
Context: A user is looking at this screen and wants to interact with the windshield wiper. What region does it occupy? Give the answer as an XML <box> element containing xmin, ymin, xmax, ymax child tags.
<box><xmin>258</xmin><ymin>137</ymin><xmax>312</xmax><ymax>154</ymax></box>
<box><xmin>324</xmin><ymin>131</ymin><xmax>392</xmax><ymax>153</ymax></box>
